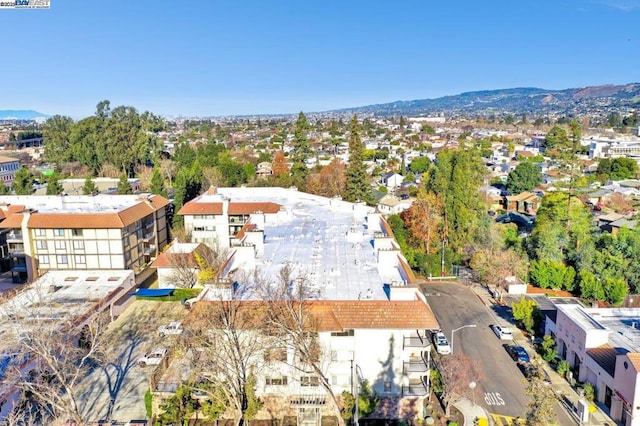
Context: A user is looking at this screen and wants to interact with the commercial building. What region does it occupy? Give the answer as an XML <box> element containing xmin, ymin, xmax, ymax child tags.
<box><xmin>0</xmin><ymin>194</ymin><xmax>169</xmax><ymax>283</ymax></box>
<box><xmin>548</xmin><ymin>303</ymin><xmax>640</xmax><ymax>425</ymax></box>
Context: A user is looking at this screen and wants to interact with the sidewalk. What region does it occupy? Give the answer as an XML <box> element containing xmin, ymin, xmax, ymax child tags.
<box><xmin>454</xmin><ymin>398</ymin><xmax>490</xmax><ymax>425</ymax></box>
<box><xmin>469</xmin><ymin>284</ymin><xmax>619</xmax><ymax>426</ymax></box>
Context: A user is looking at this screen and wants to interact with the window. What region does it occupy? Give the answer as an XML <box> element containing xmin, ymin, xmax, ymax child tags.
<box><xmin>205</xmin><ymin>226</ymin><xmax>216</xmax><ymax>231</ymax></box>
<box><xmin>56</xmin><ymin>255</ymin><xmax>68</xmax><ymax>264</ymax></box>
<box><xmin>74</xmin><ymin>255</ymin><xmax>86</xmax><ymax>264</ymax></box>
<box><xmin>73</xmin><ymin>241</ymin><xmax>85</xmax><ymax>250</ymax></box>
<box><xmin>54</xmin><ymin>241</ymin><xmax>66</xmax><ymax>250</ymax></box>
<box><xmin>35</xmin><ymin>229</ymin><xmax>45</xmax><ymax>237</ymax></box>
<box><xmin>35</xmin><ymin>240</ymin><xmax>47</xmax><ymax>250</ymax></box>
<box><xmin>265</xmin><ymin>377</ymin><xmax>288</xmax><ymax>386</ymax></box>
<box><xmin>300</xmin><ymin>376</ymin><xmax>319</xmax><ymax>387</ymax></box>
<box><xmin>72</xmin><ymin>229</ymin><xmax>83</xmax><ymax>237</ymax></box>
<box><xmin>194</xmin><ymin>226</ymin><xmax>205</xmax><ymax>232</ymax></box>
<box><xmin>331</xmin><ymin>329</ymin><xmax>354</xmax><ymax>337</ymax></box>
<box><xmin>384</xmin><ymin>381</ymin><xmax>392</xmax><ymax>392</ymax></box>
<box><xmin>54</xmin><ymin>228</ymin><xmax>64</xmax><ymax>237</ymax></box>
<box><xmin>38</xmin><ymin>255</ymin><xmax>49</xmax><ymax>264</ymax></box>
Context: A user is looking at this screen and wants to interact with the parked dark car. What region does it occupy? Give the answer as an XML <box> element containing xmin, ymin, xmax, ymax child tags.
<box><xmin>504</xmin><ymin>344</ymin><xmax>530</xmax><ymax>363</ymax></box>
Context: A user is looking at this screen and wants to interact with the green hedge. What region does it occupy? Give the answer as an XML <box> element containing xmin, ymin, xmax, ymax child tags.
<box><xmin>135</xmin><ymin>288</ymin><xmax>202</xmax><ymax>302</ymax></box>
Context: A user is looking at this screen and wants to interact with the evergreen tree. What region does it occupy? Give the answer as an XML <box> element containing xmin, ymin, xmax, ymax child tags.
<box><xmin>13</xmin><ymin>166</ymin><xmax>34</xmax><ymax>195</ymax></box>
<box><xmin>46</xmin><ymin>174</ymin><xmax>64</xmax><ymax>195</ymax></box>
<box><xmin>117</xmin><ymin>173</ymin><xmax>133</xmax><ymax>194</ymax></box>
<box><xmin>150</xmin><ymin>166</ymin><xmax>167</xmax><ymax>197</ymax></box>
<box><xmin>82</xmin><ymin>175</ymin><xmax>98</xmax><ymax>195</ymax></box>
<box><xmin>290</xmin><ymin>112</ymin><xmax>311</xmax><ymax>184</ymax></box>
<box><xmin>343</xmin><ymin>116</ymin><xmax>371</xmax><ymax>203</ymax></box>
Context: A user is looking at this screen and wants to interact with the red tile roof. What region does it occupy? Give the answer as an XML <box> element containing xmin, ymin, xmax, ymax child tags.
<box><xmin>178</xmin><ymin>202</ymin><xmax>223</xmax><ymax>215</ymax></box>
<box><xmin>191</xmin><ymin>298</ymin><xmax>439</xmax><ymax>331</ymax></box>
<box><xmin>228</xmin><ymin>202</ymin><xmax>281</xmax><ymax>215</ymax></box>
<box><xmin>0</xmin><ymin>213</ymin><xmax>25</xmax><ymax>228</ymax></box>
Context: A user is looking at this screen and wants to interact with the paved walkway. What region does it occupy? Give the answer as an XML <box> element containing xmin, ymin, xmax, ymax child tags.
<box><xmin>463</xmin><ymin>284</ymin><xmax>620</xmax><ymax>426</ymax></box>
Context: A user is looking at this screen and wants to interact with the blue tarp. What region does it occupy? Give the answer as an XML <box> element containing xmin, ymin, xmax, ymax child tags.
<box><xmin>133</xmin><ymin>288</ymin><xmax>175</xmax><ymax>297</ymax></box>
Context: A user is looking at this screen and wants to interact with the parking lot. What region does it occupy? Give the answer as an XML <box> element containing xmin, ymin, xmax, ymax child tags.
<box><xmin>75</xmin><ymin>299</ymin><xmax>188</xmax><ymax>423</ymax></box>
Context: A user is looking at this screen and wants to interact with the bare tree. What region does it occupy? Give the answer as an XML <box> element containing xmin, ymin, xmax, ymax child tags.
<box><xmin>8</xmin><ymin>314</ymin><xmax>108</xmax><ymax>424</ymax></box>
<box><xmin>158</xmin><ymin>158</ymin><xmax>176</xmax><ymax>188</ymax></box>
<box><xmin>436</xmin><ymin>353</ymin><xmax>482</xmax><ymax>417</ymax></box>
<box><xmin>183</xmin><ymin>299</ymin><xmax>267</xmax><ymax>426</ymax></box>
<box><xmin>470</xmin><ymin>248</ymin><xmax>528</xmax><ymax>301</ymax></box>
<box><xmin>167</xmin><ymin>243</ymin><xmax>230</xmax><ymax>288</ymax></box>
<box><xmin>524</xmin><ymin>358</ymin><xmax>557</xmax><ymax>425</ymax></box>
<box><xmin>259</xmin><ymin>264</ymin><xmax>346</xmax><ymax>426</ymax></box>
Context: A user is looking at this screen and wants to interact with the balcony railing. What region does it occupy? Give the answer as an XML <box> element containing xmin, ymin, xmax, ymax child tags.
<box><xmin>6</xmin><ymin>232</ymin><xmax>23</xmax><ymax>242</ymax></box>
<box><xmin>403</xmin><ymin>332</ymin><xmax>430</xmax><ymax>349</ymax></box>
<box><xmin>403</xmin><ymin>355</ymin><xmax>429</xmax><ymax>375</ymax></box>
<box><xmin>144</xmin><ymin>245</ymin><xmax>156</xmax><ymax>255</ymax></box>
<box><xmin>402</xmin><ymin>379</ymin><xmax>428</xmax><ymax>397</ymax></box>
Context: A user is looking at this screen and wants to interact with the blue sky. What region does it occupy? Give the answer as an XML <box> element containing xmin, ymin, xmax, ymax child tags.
<box><xmin>1</xmin><ymin>0</ymin><xmax>639</xmax><ymax>118</ymax></box>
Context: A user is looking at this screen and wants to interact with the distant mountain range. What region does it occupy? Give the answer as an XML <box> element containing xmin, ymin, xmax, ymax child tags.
<box><xmin>0</xmin><ymin>110</ymin><xmax>49</xmax><ymax>120</ymax></box>
<box><xmin>333</xmin><ymin>83</ymin><xmax>640</xmax><ymax>117</ymax></box>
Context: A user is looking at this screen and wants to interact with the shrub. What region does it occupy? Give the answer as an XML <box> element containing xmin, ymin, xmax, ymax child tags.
<box><xmin>583</xmin><ymin>382</ymin><xmax>596</xmax><ymax>401</ymax></box>
<box><xmin>556</xmin><ymin>360</ymin><xmax>570</xmax><ymax>378</ymax></box>
<box><xmin>145</xmin><ymin>388</ymin><xmax>153</xmax><ymax>418</ymax></box>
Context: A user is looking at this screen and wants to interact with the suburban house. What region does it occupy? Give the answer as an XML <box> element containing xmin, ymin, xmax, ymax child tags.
<box><xmin>381</xmin><ymin>172</ymin><xmax>404</xmax><ymax>191</ymax></box>
<box><xmin>376</xmin><ymin>194</ymin><xmax>412</xmax><ymax>216</ymax></box>
<box><xmin>502</xmin><ymin>191</ymin><xmax>542</xmax><ymax>215</ymax></box>
<box><xmin>546</xmin><ymin>303</ymin><xmax>640</xmax><ymax>426</ymax></box>
<box><xmin>0</xmin><ymin>194</ymin><xmax>169</xmax><ymax>283</ymax></box>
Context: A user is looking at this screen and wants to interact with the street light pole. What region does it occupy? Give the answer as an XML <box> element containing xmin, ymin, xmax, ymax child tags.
<box><xmin>441</xmin><ymin>239</ymin><xmax>447</xmax><ymax>276</ymax></box>
<box><xmin>450</xmin><ymin>324</ymin><xmax>477</xmax><ymax>355</ymax></box>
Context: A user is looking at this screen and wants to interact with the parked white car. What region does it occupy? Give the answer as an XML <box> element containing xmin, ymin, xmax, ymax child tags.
<box><xmin>492</xmin><ymin>325</ymin><xmax>514</xmax><ymax>340</ymax></box>
<box><xmin>157</xmin><ymin>321</ymin><xmax>183</xmax><ymax>337</ymax></box>
<box><xmin>433</xmin><ymin>331</ymin><xmax>452</xmax><ymax>355</ymax></box>
<box><xmin>137</xmin><ymin>347</ymin><xmax>167</xmax><ymax>367</ymax></box>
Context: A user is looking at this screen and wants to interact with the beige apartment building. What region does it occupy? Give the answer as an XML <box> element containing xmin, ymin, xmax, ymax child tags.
<box><xmin>0</xmin><ymin>194</ymin><xmax>169</xmax><ymax>283</ymax></box>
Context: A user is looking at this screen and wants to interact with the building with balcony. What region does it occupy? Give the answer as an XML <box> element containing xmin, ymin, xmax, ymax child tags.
<box><xmin>155</xmin><ymin>287</ymin><xmax>439</xmax><ymax>425</ymax></box>
<box><xmin>0</xmin><ymin>194</ymin><xmax>169</xmax><ymax>283</ymax></box>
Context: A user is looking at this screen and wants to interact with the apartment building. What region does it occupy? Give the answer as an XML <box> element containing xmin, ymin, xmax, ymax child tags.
<box><xmin>0</xmin><ymin>194</ymin><xmax>169</xmax><ymax>283</ymax></box>
<box><xmin>547</xmin><ymin>303</ymin><xmax>640</xmax><ymax>426</ymax></box>
<box><xmin>0</xmin><ymin>156</ymin><xmax>19</xmax><ymax>189</ymax></box>
<box><xmin>155</xmin><ymin>288</ymin><xmax>439</xmax><ymax>425</ymax></box>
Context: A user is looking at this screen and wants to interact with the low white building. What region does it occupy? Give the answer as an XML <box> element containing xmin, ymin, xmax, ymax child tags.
<box><xmin>551</xmin><ymin>303</ymin><xmax>640</xmax><ymax>425</ymax></box>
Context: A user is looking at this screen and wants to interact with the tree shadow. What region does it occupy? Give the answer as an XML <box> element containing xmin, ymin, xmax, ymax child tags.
<box><xmin>79</xmin><ymin>310</ymin><xmax>148</xmax><ymax>422</ymax></box>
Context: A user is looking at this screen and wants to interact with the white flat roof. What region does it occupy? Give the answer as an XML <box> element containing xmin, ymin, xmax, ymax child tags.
<box><xmin>0</xmin><ymin>270</ymin><xmax>134</xmax><ymax>351</ymax></box>
<box><xmin>0</xmin><ymin>194</ymin><xmax>153</xmax><ymax>214</ymax></box>
<box><xmin>213</xmin><ymin>187</ymin><xmax>407</xmax><ymax>301</ymax></box>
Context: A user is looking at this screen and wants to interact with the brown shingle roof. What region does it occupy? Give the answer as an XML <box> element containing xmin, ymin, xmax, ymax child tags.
<box><xmin>587</xmin><ymin>344</ymin><xmax>620</xmax><ymax>376</ymax></box>
<box><xmin>627</xmin><ymin>353</ymin><xmax>640</xmax><ymax>372</ymax></box>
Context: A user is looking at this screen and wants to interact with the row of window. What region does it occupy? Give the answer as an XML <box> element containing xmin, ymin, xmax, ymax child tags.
<box><xmin>34</xmin><ymin>229</ymin><xmax>83</xmax><ymax>237</ymax></box>
<box><xmin>38</xmin><ymin>254</ymin><xmax>86</xmax><ymax>264</ymax></box>
<box><xmin>193</xmin><ymin>226</ymin><xmax>216</xmax><ymax>232</ymax></box>
<box><xmin>264</xmin><ymin>376</ymin><xmax>320</xmax><ymax>387</ymax></box>
<box><xmin>35</xmin><ymin>240</ymin><xmax>85</xmax><ymax>250</ymax></box>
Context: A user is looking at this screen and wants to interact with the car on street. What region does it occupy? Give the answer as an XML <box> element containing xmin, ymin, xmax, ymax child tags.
<box><xmin>504</xmin><ymin>344</ymin><xmax>530</xmax><ymax>363</ymax></box>
<box><xmin>491</xmin><ymin>324</ymin><xmax>514</xmax><ymax>340</ymax></box>
<box><xmin>433</xmin><ymin>331</ymin><xmax>451</xmax><ymax>355</ymax></box>
<box><xmin>157</xmin><ymin>321</ymin><xmax>183</xmax><ymax>337</ymax></box>
<box><xmin>137</xmin><ymin>347</ymin><xmax>167</xmax><ymax>367</ymax></box>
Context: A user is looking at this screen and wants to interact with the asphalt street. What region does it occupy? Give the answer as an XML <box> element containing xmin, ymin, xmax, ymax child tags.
<box><xmin>420</xmin><ymin>281</ymin><xmax>572</xmax><ymax>425</ymax></box>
